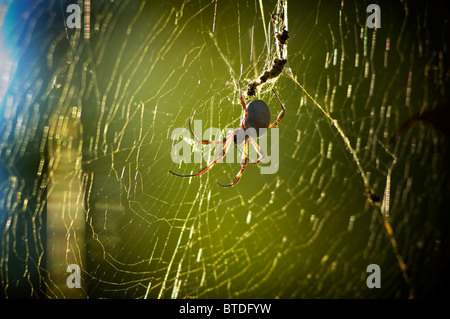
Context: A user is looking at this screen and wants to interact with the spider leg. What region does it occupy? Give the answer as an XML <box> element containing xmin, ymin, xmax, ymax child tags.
<box><xmin>188</xmin><ymin>117</ymin><xmax>226</xmax><ymax>145</ymax></box>
<box><xmin>238</xmin><ymin>81</ymin><xmax>248</xmax><ymax>128</ymax></box>
<box><xmin>248</xmin><ymin>137</ymin><xmax>266</xmax><ymax>164</ymax></box>
<box><xmin>268</xmin><ymin>89</ymin><xmax>286</xmax><ymax>128</ymax></box>
<box><xmin>218</xmin><ymin>137</ymin><xmax>248</xmax><ymax>187</ymax></box>
<box><xmin>169</xmin><ymin>128</ymin><xmax>238</xmax><ymax>178</ymax></box>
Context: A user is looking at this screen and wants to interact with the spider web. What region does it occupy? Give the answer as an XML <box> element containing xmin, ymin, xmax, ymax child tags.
<box><xmin>1</xmin><ymin>0</ymin><xmax>449</xmax><ymax>299</ymax></box>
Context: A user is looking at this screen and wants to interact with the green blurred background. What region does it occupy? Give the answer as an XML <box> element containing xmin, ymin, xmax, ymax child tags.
<box><xmin>0</xmin><ymin>0</ymin><xmax>449</xmax><ymax>298</ymax></box>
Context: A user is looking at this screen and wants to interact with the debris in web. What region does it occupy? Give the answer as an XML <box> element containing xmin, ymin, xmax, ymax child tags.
<box><xmin>247</xmin><ymin>0</ymin><xmax>288</xmax><ymax>96</ymax></box>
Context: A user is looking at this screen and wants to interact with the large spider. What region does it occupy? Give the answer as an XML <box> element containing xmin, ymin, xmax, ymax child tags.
<box><xmin>169</xmin><ymin>82</ymin><xmax>285</xmax><ymax>187</ymax></box>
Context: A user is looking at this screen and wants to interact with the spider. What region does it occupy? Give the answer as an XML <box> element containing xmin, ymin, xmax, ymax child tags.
<box><xmin>169</xmin><ymin>82</ymin><xmax>285</xmax><ymax>187</ymax></box>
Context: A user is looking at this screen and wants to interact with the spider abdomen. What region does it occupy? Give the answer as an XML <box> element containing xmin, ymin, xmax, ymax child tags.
<box><xmin>245</xmin><ymin>99</ymin><xmax>271</xmax><ymax>136</ymax></box>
